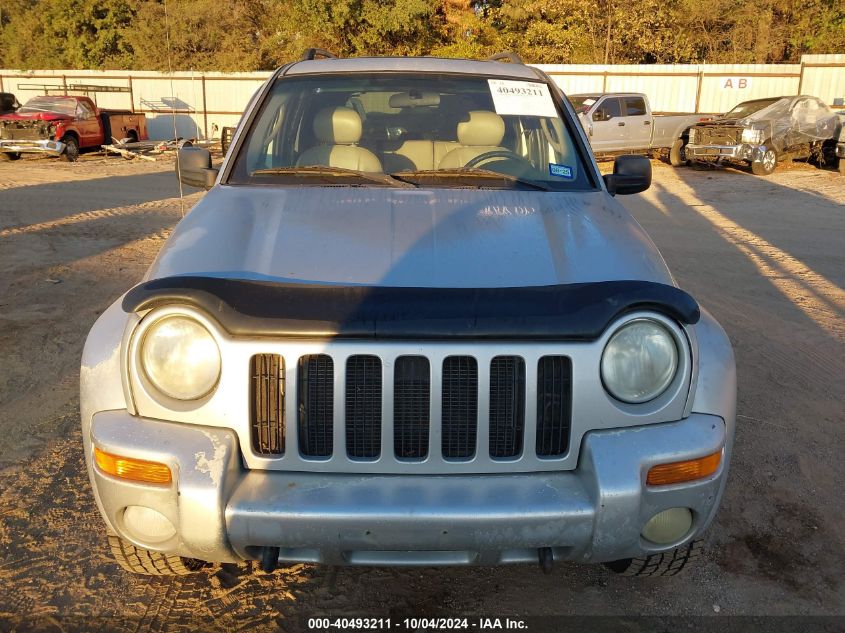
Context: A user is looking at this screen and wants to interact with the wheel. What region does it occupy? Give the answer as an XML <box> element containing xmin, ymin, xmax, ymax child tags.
<box><xmin>0</xmin><ymin>152</ymin><xmax>21</xmax><ymax>161</ymax></box>
<box><xmin>604</xmin><ymin>540</ymin><xmax>702</xmax><ymax>577</ymax></box>
<box><xmin>61</xmin><ymin>136</ymin><xmax>79</xmax><ymax>162</ymax></box>
<box><xmin>669</xmin><ymin>138</ymin><xmax>688</xmax><ymax>167</ymax></box>
<box><xmin>108</xmin><ymin>533</ymin><xmax>209</xmax><ymax>576</ymax></box>
<box><xmin>750</xmin><ymin>147</ymin><xmax>777</xmax><ymax>176</ymax></box>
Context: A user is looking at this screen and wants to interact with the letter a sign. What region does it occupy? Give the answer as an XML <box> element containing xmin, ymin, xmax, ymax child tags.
<box><xmin>723</xmin><ymin>77</ymin><xmax>750</xmax><ymax>89</ymax></box>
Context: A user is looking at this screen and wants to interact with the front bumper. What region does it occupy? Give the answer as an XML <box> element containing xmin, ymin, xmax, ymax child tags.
<box><xmin>687</xmin><ymin>142</ymin><xmax>762</xmax><ymax>162</ymax></box>
<box><xmin>89</xmin><ymin>410</ymin><xmax>728</xmax><ymax>567</ymax></box>
<box><xmin>0</xmin><ymin>138</ymin><xmax>65</xmax><ymax>156</ymax></box>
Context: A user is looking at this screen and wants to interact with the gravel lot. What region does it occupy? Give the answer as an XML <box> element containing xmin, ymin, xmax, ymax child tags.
<box><xmin>0</xmin><ymin>154</ymin><xmax>843</xmax><ymax>630</ymax></box>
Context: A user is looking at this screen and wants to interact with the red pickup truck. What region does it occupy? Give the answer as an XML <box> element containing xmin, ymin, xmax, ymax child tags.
<box><xmin>0</xmin><ymin>95</ymin><xmax>147</xmax><ymax>162</ymax></box>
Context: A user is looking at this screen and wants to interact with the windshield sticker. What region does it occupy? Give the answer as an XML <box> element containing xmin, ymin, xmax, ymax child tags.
<box><xmin>549</xmin><ymin>163</ymin><xmax>575</xmax><ymax>179</ymax></box>
<box><xmin>488</xmin><ymin>79</ymin><xmax>557</xmax><ymax>117</ymax></box>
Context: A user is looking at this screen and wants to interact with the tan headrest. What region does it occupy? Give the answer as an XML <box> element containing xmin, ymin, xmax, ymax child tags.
<box><xmin>457</xmin><ymin>110</ymin><xmax>505</xmax><ymax>146</ymax></box>
<box><xmin>313</xmin><ymin>107</ymin><xmax>362</xmax><ymax>145</ymax></box>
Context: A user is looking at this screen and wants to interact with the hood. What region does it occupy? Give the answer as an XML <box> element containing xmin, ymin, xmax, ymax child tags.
<box><xmin>0</xmin><ymin>111</ymin><xmax>71</xmax><ymax>123</ymax></box>
<box><xmin>146</xmin><ymin>186</ymin><xmax>674</xmax><ymax>289</ymax></box>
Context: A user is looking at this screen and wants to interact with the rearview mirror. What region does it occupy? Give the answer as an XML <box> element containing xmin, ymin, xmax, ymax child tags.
<box><xmin>176</xmin><ymin>147</ymin><xmax>218</xmax><ymax>190</ymax></box>
<box><xmin>603</xmin><ymin>155</ymin><xmax>652</xmax><ymax>196</ymax></box>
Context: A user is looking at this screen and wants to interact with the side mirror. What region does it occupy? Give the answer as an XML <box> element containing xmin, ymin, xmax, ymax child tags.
<box><xmin>176</xmin><ymin>147</ymin><xmax>218</xmax><ymax>190</ymax></box>
<box><xmin>592</xmin><ymin>109</ymin><xmax>607</xmax><ymax>122</ymax></box>
<box><xmin>603</xmin><ymin>155</ymin><xmax>652</xmax><ymax>196</ymax></box>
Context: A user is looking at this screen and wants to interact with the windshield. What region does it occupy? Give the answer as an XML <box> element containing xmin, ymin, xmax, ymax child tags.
<box><xmin>724</xmin><ymin>98</ymin><xmax>783</xmax><ymax>119</ymax></box>
<box><xmin>229</xmin><ymin>74</ymin><xmax>594</xmax><ymax>191</ymax></box>
<box><xmin>18</xmin><ymin>96</ymin><xmax>77</xmax><ymax>116</ymax></box>
<box><xmin>567</xmin><ymin>95</ymin><xmax>599</xmax><ymax>114</ymax></box>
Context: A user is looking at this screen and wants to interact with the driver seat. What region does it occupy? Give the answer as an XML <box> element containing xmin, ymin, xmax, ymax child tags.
<box><xmin>438</xmin><ymin>110</ymin><xmax>506</xmax><ymax>169</ymax></box>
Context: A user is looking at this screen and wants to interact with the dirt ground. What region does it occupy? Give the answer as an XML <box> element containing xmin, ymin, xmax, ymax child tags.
<box><xmin>0</xmin><ymin>153</ymin><xmax>843</xmax><ymax>630</ymax></box>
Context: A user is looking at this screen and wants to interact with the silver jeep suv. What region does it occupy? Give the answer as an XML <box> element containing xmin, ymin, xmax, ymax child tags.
<box><xmin>81</xmin><ymin>51</ymin><xmax>736</xmax><ymax>578</ymax></box>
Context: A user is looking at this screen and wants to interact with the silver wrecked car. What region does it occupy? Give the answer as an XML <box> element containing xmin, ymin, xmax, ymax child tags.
<box><xmin>81</xmin><ymin>51</ymin><xmax>736</xmax><ymax>578</ymax></box>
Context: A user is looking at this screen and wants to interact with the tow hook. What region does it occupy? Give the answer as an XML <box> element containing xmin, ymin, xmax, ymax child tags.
<box><xmin>538</xmin><ymin>547</ymin><xmax>554</xmax><ymax>574</ymax></box>
<box><xmin>260</xmin><ymin>546</ymin><xmax>280</xmax><ymax>573</ymax></box>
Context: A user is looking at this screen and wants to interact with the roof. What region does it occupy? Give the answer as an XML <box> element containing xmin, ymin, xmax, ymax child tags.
<box><xmin>284</xmin><ymin>56</ymin><xmax>543</xmax><ymax>80</ymax></box>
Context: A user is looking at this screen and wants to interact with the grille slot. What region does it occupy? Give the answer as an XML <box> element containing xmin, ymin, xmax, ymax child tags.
<box><xmin>441</xmin><ymin>356</ymin><xmax>478</xmax><ymax>459</ymax></box>
<box><xmin>536</xmin><ymin>356</ymin><xmax>572</xmax><ymax>457</ymax></box>
<box><xmin>393</xmin><ymin>356</ymin><xmax>431</xmax><ymax>460</ymax></box>
<box><xmin>345</xmin><ymin>355</ymin><xmax>382</xmax><ymax>459</ymax></box>
<box><xmin>249</xmin><ymin>354</ymin><xmax>285</xmax><ymax>456</ymax></box>
<box><xmin>297</xmin><ymin>354</ymin><xmax>334</xmax><ymax>457</ymax></box>
<box><xmin>489</xmin><ymin>356</ymin><xmax>525</xmax><ymax>458</ymax></box>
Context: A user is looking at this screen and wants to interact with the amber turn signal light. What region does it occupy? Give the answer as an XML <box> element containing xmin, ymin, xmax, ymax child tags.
<box><xmin>94</xmin><ymin>447</ymin><xmax>172</xmax><ymax>484</ymax></box>
<box><xmin>646</xmin><ymin>450</ymin><xmax>721</xmax><ymax>486</ymax></box>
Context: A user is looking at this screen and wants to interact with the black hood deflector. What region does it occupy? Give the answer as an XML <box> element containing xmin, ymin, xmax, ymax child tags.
<box><xmin>123</xmin><ymin>276</ymin><xmax>700</xmax><ymax>340</ymax></box>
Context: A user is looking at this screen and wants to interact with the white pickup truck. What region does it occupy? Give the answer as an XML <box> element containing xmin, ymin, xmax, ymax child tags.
<box><xmin>569</xmin><ymin>92</ymin><xmax>710</xmax><ymax>165</ymax></box>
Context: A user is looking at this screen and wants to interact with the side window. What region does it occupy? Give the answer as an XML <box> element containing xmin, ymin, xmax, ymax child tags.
<box><xmin>623</xmin><ymin>97</ymin><xmax>647</xmax><ymax>117</ymax></box>
<box><xmin>594</xmin><ymin>98</ymin><xmax>622</xmax><ymax>121</ymax></box>
<box><xmin>76</xmin><ymin>100</ymin><xmax>95</xmax><ymax>118</ymax></box>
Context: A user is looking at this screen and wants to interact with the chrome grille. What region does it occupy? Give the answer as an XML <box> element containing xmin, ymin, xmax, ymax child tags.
<box><xmin>250</xmin><ymin>348</ymin><xmax>577</xmax><ymax>472</ymax></box>
<box><xmin>696</xmin><ymin>126</ymin><xmax>743</xmax><ymax>145</ymax></box>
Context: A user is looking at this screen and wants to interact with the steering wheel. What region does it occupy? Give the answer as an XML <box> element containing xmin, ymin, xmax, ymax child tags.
<box><xmin>463</xmin><ymin>150</ymin><xmax>535</xmax><ymax>171</ymax></box>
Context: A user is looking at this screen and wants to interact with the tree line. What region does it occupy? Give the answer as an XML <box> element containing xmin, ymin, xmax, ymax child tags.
<box><xmin>1</xmin><ymin>0</ymin><xmax>843</xmax><ymax>71</ymax></box>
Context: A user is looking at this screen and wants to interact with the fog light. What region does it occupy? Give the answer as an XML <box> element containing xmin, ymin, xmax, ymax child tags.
<box><xmin>642</xmin><ymin>507</ymin><xmax>693</xmax><ymax>544</ymax></box>
<box><xmin>123</xmin><ymin>506</ymin><xmax>176</xmax><ymax>544</ymax></box>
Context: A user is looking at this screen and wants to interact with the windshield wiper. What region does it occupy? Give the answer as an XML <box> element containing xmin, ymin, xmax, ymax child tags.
<box><xmin>251</xmin><ymin>165</ymin><xmax>415</xmax><ymax>188</ymax></box>
<box><xmin>391</xmin><ymin>168</ymin><xmax>550</xmax><ymax>191</ymax></box>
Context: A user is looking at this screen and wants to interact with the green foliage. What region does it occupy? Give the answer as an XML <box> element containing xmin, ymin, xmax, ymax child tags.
<box><xmin>0</xmin><ymin>0</ymin><xmax>842</xmax><ymax>69</ymax></box>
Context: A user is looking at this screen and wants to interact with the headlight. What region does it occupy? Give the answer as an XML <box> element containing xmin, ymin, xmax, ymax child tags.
<box><xmin>601</xmin><ymin>319</ymin><xmax>679</xmax><ymax>404</ymax></box>
<box><xmin>140</xmin><ymin>315</ymin><xmax>221</xmax><ymax>400</ymax></box>
<box><xmin>741</xmin><ymin>128</ymin><xmax>762</xmax><ymax>144</ymax></box>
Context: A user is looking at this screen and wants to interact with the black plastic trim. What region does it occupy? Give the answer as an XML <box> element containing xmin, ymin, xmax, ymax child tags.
<box><xmin>122</xmin><ymin>277</ymin><xmax>700</xmax><ymax>340</ymax></box>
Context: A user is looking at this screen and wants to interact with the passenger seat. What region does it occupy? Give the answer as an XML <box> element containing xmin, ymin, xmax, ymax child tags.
<box><xmin>297</xmin><ymin>107</ymin><xmax>383</xmax><ymax>173</ymax></box>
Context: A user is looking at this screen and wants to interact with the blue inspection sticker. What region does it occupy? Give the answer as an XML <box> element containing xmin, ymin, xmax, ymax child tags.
<box><xmin>549</xmin><ymin>163</ymin><xmax>575</xmax><ymax>179</ymax></box>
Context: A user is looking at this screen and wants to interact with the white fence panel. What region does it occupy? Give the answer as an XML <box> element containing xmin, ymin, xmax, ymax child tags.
<box><xmin>1</xmin><ymin>55</ymin><xmax>843</xmax><ymax>141</ymax></box>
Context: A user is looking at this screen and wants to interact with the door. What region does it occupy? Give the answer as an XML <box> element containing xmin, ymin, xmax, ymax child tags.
<box><xmin>588</xmin><ymin>97</ymin><xmax>625</xmax><ymax>151</ymax></box>
<box><xmin>74</xmin><ymin>99</ymin><xmax>102</xmax><ymax>148</ymax></box>
<box><xmin>622</xmin><ymin>96</ymin><xmax>651</xmax><ymax>150</ymax></box>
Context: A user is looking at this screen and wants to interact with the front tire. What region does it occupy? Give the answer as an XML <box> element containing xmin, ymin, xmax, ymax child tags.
<box><xmin>751</xmin><ymin>147</ymin><xmax>777</xmax><ymax>176</ymax></box>
<box><xmin>61</xmin><ymin>136</ymin><xmax>79</xmax><ymax>162</ymax></box>
<box><xmin>604</xmin><ymin>540</ymin><xmax>702</xmax><ymax>577</ymax></box>
<box><xmin>108</xmin><ymin>533</ymin><xmax>208</xmax><ymax>576</ymax></box>
<box><xmin>0</xmin><ymin>152</ymin><xmax>21</xmax><ymax>161</ymax></box>
<box><xmin>669</xmin><ymin>138</ymin><xmax>688</xmax><ymax>167</ymax></box>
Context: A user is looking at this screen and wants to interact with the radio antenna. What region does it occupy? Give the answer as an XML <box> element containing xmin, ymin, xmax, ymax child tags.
<box><xmin>164</xmin><ymin>0</ymin><xmax>185</xmax><ymax>216</ymax></box>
